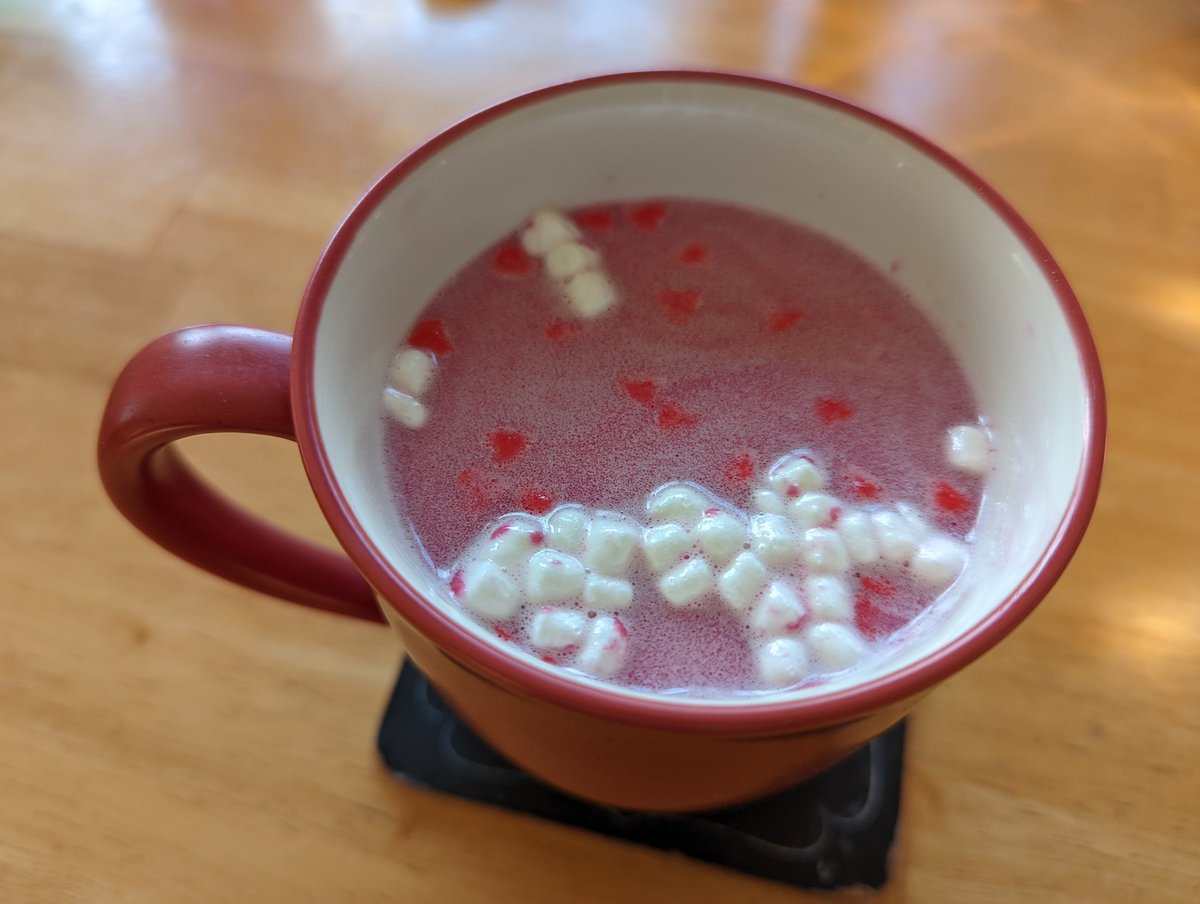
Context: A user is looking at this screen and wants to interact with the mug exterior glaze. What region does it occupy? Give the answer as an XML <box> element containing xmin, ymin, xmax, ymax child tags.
<box><xmin>98</xmin><ymin>71</ymin><xmax>1105</xmax><ymax>812</ymax></box>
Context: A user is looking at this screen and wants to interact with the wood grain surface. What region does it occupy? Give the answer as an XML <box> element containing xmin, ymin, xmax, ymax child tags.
<box><xmin>2</xmin><ymin>1</ymin><xmax>1197</xmax><ymax>901</ymax></box>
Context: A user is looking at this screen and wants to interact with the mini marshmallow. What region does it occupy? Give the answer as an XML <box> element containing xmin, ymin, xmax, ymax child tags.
<box><xmin>838</xmin><ymin>511</ymin><xmax>880</xmax><ymax>563</ymax></box>
<box><xmin>946</xmin><ymin>424</ymin><xmax>990</xmax><ymax>474</ymax></box>
<box><xmin>642</xmin><ymin>523</ymin><xmax>691</xmax><ymax>572</ymax></box>
<box><xmin>910</xmin><ymin>534</ymin><xmax>968</xmax><ymax>587</ymax></box>
<box><xmin>483</xmin><ymin>518</ymin><xmax>544</xmax><ymax>569</ymax></box>
<box><xmin>694</xmin><ymin>511</ymin><xmax>746</xmax><ymax>564</ymax></box>
<box><xmin>805</xmin><ymin>622</ymin><xmax>869</xmax><ymax>671</ymax></box>
<box><xmin>800</xmin><ymin>528</ymin><xmax>850</xmax><ymax>574</ymax></box>
<box><xmin>895</xmin><ymin>502</ymin><xmax>930</xmax><ymax>538</ymax></box>
<box><xmin>872</xmin><ymin>511</ymin><xmax>918</xmax><ymax>563</ymax></box>
<box><xmin>389</xmin><ymin>347</ymin><xmax>435</xmax><ymax>396</ymax></box>
<box><xmin>584</xmin><ymin>574</ymin><xmax>634</xmax><ymax>610</ymax></box>
<box><xmin>659</xmin><ymin>558</ymin><xmax>715</xmax><ymax>608</ymax></box>
<box><xmin>646</xmin><ymin>483</ymin><xmax>707</xmax><ymax>525</ymax></box>
<box><xmin>757</xmin><ymin>638</ymin><xmax>809</xmax><ymax>687</ymax></box>
<box><xmin>545</xmin><ymin>241</ymin><xmax>600</xmax><ymax>280</ymax></box>
<box><xmin>583</xmin><ymin>516</ymin><xmax>640</xmax><ymax>576</ymax></box>
<box><xmin>520</xmin><ymin>209</ymin><xmax>580</xmax><ymax>256</ymax></box>
<box><xmin>525</xmin><ymin>549</ymin><xmax>586</xmax><ymax>604</ymax></box>
<box><xmin>546</xmin><ymin>505</ymin><xmax>589</xmax><ymax>554</ymax></box>
<box><xmin>382</xmin><ymin>387</ymin><xmax>427</xmax><ymax>429</ymax></box>
<box><xmin>564</xmin><ymin>270</ymin><xmax>618</xmax><ymax>319</ymax></box>
<box><xmin>749</xmin><ymin>514</ymin><xmax>800</xmax><ymax>568</ymax></box>
<box><xmin>455</xmin><ymin>560</ymin><xmax>520</xmax><ymax>619</ymax></box>
<box><xmin>789</xmin><ymin>492</ymin><xmax>841</xmax><ymax>529</ymax></box>
<box><xmin>752</xmin><ymin>489</ymin><xmax>785</xmax><ymax>515</ymax></box>
<box><xmin>767</xmin><ymin>453</ymin><xmax>825</xmax><ymax>496</ymax></box>
<box><xmin>717</xmin><ymin>551</ymin><xmax>767</xmax><ymax>611</ymax></box>
<box><xmin>804</xmin><ymin>575</ymin><xmax>853</xmax><ymax>622</ymax></box>
<box><xmin>529</xmin><ymin>608</ymin><xmax>587</xmax><ymax>649</ymax></box>
<box><xmin>749</xmin><ymin>581</ymin><xmax>806</xmax><ymax>636</ymax></box>
<box><xmin>576</xmin><ymin>615</ymin><xmax>628</xmax><ymax>678</ymax></box>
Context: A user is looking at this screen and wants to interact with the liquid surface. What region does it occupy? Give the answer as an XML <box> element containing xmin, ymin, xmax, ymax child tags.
<box><xmin>383</xmin><ymin>199</ymin><xmax>983</xmax><ymax>695</ymax></box>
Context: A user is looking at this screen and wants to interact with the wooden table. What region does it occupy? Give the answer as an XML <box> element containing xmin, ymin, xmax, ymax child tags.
<box><xmin>2</xmin><ymin>1</ymin><xmax>1197</xmax><ymax>900</ymax></box>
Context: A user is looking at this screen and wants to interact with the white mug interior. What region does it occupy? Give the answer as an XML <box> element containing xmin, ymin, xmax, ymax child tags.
<box><xmin>309</xmin><ymin>75</ymin><xmax>1093</xmax><ymax>705</ymax></box>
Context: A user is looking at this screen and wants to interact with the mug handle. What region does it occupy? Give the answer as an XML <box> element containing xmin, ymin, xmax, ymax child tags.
<box><xmin>97</xmin><ymin>325</ymin><xmax>384</xmax><ymax>623</ymax></box>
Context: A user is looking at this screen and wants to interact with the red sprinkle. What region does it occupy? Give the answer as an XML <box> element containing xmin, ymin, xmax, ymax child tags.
<box><xmin>529</xmin><ymin>530</ymin><xmax>545</xmax><ymax>544</ymax></box>
<box><xmin>860</xmin><ymin>576</ymin><xmax>897</xmax><ymax>598</ymax></box>
<box><xmin>704</xmin><ymin>508</ymin><xmax>721</xmax><ymax>517</ymax></box>
<box><xmin>630</xmin><ymin>201</ymin><xmax>667</xmax><ymax>230</ymax></box>
<box><xmin>487</xmin><ymin>429</ymin><xmax>527</xmax><ymax>464</ymax></box>
<box><xmin>850</xmin><ymin>475</ymin><xmax>882</xmax><ymax>500</ymax></box>
<box><xmin>613</xmin><ymin>617</ymin><xmax>628</xmax><ymax>638</ymax></box>
<box><xmin>657</xmin><ymin>287</ymin><xmax>700</xmax><ymax>324</ymax></box>
<box><xmin>816</xmin><ymin>398</ymin><xmax>853</xmax><ymax>424</ymax></box>
<box><xmin>657</xmin><ymin>401</ymin><xmax>699</xmax><ymax>430</ymax></box>
<box><xmin>854</xmin><ymin>595</ymin><xmax>907</xmax><ymax>640</ymax></box>
<box><xmin>545</xmin><ymin>319</ymin><xmax>581</xmax><ymax>341</ymax></box>
<box><xmin>494</xmin><ymin>626</ymin><xmax>514</xmax><ymax>642</ymax></box>
<box><xmin>540</xmin><ymin>654</ymin><xmax>559</xmax><ymax>665</ymax></box>
<box><xmin>769</xmin><ymin>309</ymin><xmax>805</xmax><ymax>333</ymax></box>
<box><xmin>575</xmin><ymin>209</ymin><xmax>613</xmax><ymax>231</ymax></box>
<box><xmin>408</xmin><ymin>319</ymin><xmax>453</xmax><ymax>355</ymax></box>
<box><xmin>725</xmin><ymin>453</ymin><xmax>755</xmax><ymax>482</ymax></box>
<box><xmin>489</xmin><ymin>523</ymin><xmax>511</xmax><ymax>541</ymax></box>
<box><xmin>618</xmin><ymin>377</ymin><xmax>657</xmax><ymax>407</ymax></box>
<box><xmin>522</xmin><ymin>490</ymin><xmax>555</xmax><ymax>515</ymax></box>
<box><xmin>828</xmin><ymin>506</ymin><xmax>843</xmax><ymax>527</ymax></box>
<box><xmin>677</xmin><ymin>242</ymin><xmax>708</xmax><ymax>264</ymax></box>
<box><xmin>785</xmin><ymin>485</ymin><xmax>801</xmax><ymax>498</ymax></box>
<box><xmin>448</xmin><ymin>569</ymin><xmax>465</xmax><ymax>597</ymax></box>
<box><xmin>933</xmin><ymin>481</ymin><xmax>970</xmax><ymax>514</ymax></box>
<box><xmin>493</xmin><ymin>243</ymin><xmax>532</xmax><ymax>276</ymax></box>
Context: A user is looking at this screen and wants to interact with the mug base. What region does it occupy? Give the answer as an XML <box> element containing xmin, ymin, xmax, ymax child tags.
<box><xmin>377</xmin><ymin>659</ymin><xmax>906</xmax><ymax>891</ymax></box>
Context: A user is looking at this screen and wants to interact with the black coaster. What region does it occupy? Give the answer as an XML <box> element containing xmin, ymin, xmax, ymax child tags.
<box><xmin>378</xmin><ymin>660</ymin><xmax>905</xmax><ymax>890</ymax></box>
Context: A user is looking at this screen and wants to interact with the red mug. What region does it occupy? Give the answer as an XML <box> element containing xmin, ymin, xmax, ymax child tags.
<box><xmin>98</xmin><ymin>71</ymin><xmax>1105</xmax><ymax>812</ymax></box>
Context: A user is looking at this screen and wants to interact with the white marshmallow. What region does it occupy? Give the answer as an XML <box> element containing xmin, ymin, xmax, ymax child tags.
<box><xmin>545</xmin><ymin>241</ymin><xmax>600</xmax><ymax>280</ymax></box>
<box><xmin>757</xmin><ymin>638</ymin><xmax>809</xmax><ymax>687</ymax></box>
<box><xmin>520</xmin><ymin>209</ymin><xmax>580</xmax><ymax>256</ymax></box>
<box><xmin>694</xmin><ymin>511</ymin><xmax>746</xmax><ymax>565</ymax></box>
<box><xmin>584</xmin><ymin>574</ymin><xmax>634</xmax><ymax>610</ymax></box>
<box><xmin>576</xmin><ymin>615</ymin><xmax>628</xmax><ymax>678</ymax></box>
<box><xmin>641</xmin><ymin>523</ymin><xmax>690</xmax><ymax>572</ymax></box>
<box><xmin>872</xmin><ymin>511</ymin><xmax>918</xmax><ymax>563</ymax></box>
<box><xmin>546</xmin><ymin>505</ymin><xmax>589</xmax><ymax>554</ymax></box>
<box><xmin>805</xmin><ymin>622</ymin><xmax>869</xmax><ymax>671</ymax></box>
<box><xmin>895</xmin><ymin>502</ymin><xmax>930</xmax><ymax>538</ymax></box>
<box><xmin>529</xmin><ymin>608</ymin><xmax>587</xmax><ymax>649</ymax></box>
<box><xmin>838</xmin><ymin>511</ymin><xmax>880</xmax><ymax>563</ymax></box>
<box><xmin>946</xmin><ymin>424</ymin><xmax>990</xmax><ymax>474</ymax></box>
<box><xmin>659</xmin><ymin>558</ymin><xmax>715</xmax><ymax>608</ymax></box>
<box><xmin>804</xmin><ymin>575</ymin><xmax>853</xmax><ymax>622</ymax></box>
<box><xmin>717</xmin><ymin>552</ymin><xmax>767</xmax><ymax>611</ymax></box>
<box><xmin>789</xmin><ymin>492</ymin><xmax>842</xmax><ymax>529</ymax></box>
<box><xmin>389</xmin><ymin>347</ymin><xmax>435</xmax><ymax>396</ymax></box>
<box><xmin>564</xmin><ymin>270</ymin><xmax>617</xmax><ymax>319</ymax></box>
<box><xmin>767</xmin><ymin>453</ymin><xmax>825</xmax><ymax>496</ymax></box>
<box><xmin>749</xmin><ymin>581</ymin><xmax>806</xmax><ymax>636</ymax></box>
<box><xmin>910</xmin><ymin>534</ymin><xmax>968</xmax><ymax>587</ymax></box>
<box><xmin>752</xmin><ymin>489</ymin><xmax>785</xmax><ymax>515</ymax></box>
<box><xmin>381</xmin><ymin>387</ymin><xmax>427</xmax><ymax>429</ymax></box>
<box><xmin>525</xmin><ymin>549</ymin><xmax>586</xmax><ymax>604</ymax></box>
<box><xmin>646</xmin><ymin>483</ymin><xmax>707</xmax><ymax>525</ymax></box>
<box><xmin>800</xmin><ymin>527</ymin><xmax>850</xmax><ymax>574</ymax></box>
<box><xmin>483</xmin><ymin>518</ymin><xmax>544</xmax><ymax>569</ymax></box>
<box><xmin>583</xmin><ymin>516</ymin><xmax>640</xmax><ymax>576</ymax></box>
<box><xmin>455</xmin><ymin>560</ymin><xmax>520</xmax><ymax>619</ymax></box>
<box><xmin>749</xmin><ymin>514</ymin><xmax>800</xmax><ymax>567</ymax></box>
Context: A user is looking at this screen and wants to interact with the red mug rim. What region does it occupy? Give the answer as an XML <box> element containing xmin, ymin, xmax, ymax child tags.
<box><xmin>291</xmin><ymin>69</ymin><xmax>1106</xmax><ymax>735</ymax></box>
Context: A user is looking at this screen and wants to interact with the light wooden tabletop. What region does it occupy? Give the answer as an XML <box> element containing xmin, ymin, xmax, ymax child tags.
<box><xmin>2</xmin><ymin>1</ymin><xmax>1197</xmax><ymax>901</ymax></box>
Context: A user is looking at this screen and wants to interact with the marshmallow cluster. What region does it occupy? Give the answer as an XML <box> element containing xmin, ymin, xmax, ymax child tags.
<box><xmin>444</xmin><ymin>445</ymin><xmax>975</xmax><ymax>692</ymax></box>
<box><xmin>382</xmin><ymin>346</ymin><xmax>437</xmax><ymax>429</ymax></box>
<box><xmin>521</xmin><ymin>209</ymin><xmax>619</xmax><ymax>319</ymax></box>
<box><xmin>448</xmin><ymin>506</ymin><xmax>638</xmax><ymax>678</ymax></box>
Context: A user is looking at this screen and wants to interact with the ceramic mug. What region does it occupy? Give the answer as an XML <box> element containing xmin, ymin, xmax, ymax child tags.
<box><xmin>98</xmin><ymin>71</ymin><xmax>1105</xmax><ymax>812</ymax></box>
